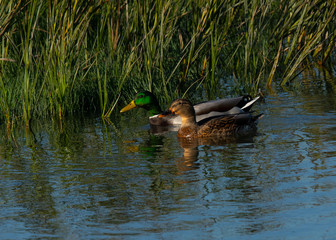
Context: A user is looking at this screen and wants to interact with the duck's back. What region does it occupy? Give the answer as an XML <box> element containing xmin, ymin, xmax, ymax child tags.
<box><xmin>197</xmin><ymin>113</ymin><xmax>257</xmax><ymax>137</ymax></box>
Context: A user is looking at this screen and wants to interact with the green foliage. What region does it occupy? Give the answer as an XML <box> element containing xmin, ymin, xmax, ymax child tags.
<box><xmin>0</xmin><ymin>0</ymin><xmax>335</xmax><ymax>127</ymax></box>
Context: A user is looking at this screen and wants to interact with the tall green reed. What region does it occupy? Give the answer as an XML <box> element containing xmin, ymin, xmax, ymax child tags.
<box><xmin>0</xmin><ymin>0</ymin><xmax>335</xmax><ymax>130</ymax></box>
<box><xmin>20</xmin><ymin>0</ymin><xmax>43</xmax><ymax>127</ymax></box>
<box><xmin>43</xmin><ymin>0</ymin><xmax>98</xmax><ymax>125</ymax></box>
<box><xmin>0</xmin><ymin>0</ymin><xmax>26</xmax><ymax>131</ymax></box>
<box><xmin>280</xmin><ymin>0</ymin><xmax>336</xmax><ymax>85</ymax></box>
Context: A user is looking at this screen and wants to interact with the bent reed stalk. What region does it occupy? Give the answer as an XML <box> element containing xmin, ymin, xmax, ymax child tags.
<box><xmin>0</xmin><ymin>0</ymin><xmax>335</xmax><ymax>130</ymax></box>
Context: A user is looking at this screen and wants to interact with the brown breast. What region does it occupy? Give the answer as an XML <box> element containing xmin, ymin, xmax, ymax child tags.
<box><xmin>177</xmin><ymin>126</ymin><xmax>198</xmax><ymax>138</ymax></box>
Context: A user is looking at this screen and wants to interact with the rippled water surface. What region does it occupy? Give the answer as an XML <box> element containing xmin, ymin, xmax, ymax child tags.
<box><xmin>1</xmin><ymin>83</ymin><xmax>336</xmax><ymax>239</ymax></box>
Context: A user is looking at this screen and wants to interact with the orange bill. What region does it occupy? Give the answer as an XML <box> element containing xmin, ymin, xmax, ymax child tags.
<box><xmin>158</xmin><ymin>110</ymin><xmax>173</xmax><ymax>118</ymax></box>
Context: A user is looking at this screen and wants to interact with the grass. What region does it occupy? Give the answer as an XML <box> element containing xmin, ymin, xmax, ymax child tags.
<box><xmin>0</xmin><ymin>0</ymin><xmax>335</xmax><ymax>130</ymax></box>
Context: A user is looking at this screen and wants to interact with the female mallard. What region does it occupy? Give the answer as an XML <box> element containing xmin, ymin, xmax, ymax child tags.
<box><xmin>162</xmin><ymin>99</ymin><xmax>262</xmax><ymax>138</ymax></box>
<box><xmin>120</xmin><ymin>91</ymin><xmax>259</xmax><ymax>126</ymax></box>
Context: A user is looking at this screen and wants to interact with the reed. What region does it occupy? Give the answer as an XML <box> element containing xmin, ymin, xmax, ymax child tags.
<box><xmin>0</xmin><ymin>0</ymin><xmax>335</xmax><ymax>129</ymax></box>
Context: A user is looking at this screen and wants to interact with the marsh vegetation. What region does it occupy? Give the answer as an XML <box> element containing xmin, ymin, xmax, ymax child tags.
<box><xmin>0</xmin><ymin>0</ymin><xmax>335</xmax><ymax>129</ymax></box>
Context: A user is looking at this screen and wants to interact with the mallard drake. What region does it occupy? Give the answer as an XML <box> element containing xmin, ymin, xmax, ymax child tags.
<box><xmin>161</xmin><ymin>99</ymin><xmax>262</xmax><ymax>138</ymax></box>
<box><xmin>120</xmin><ymin>91</ymin><xmax>259</xmax><ymax>126</ymax></box>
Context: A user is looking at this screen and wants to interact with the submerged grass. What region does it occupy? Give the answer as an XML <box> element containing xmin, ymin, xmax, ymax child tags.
<box><xmin>0</xmin><ymin>0</ymin><xmax>335</xmax><ymax>129</ymax></box>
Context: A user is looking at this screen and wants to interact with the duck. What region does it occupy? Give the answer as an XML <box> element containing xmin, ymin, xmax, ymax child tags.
<box><xmin>120</xmin><ymin>91</ymin><xmax>260</xmax><ymax>126</ymax></box>
<box><xmin>161</xmin><ymin>98</ymin><xmax>262</xmax><ymax>138</ymax></box>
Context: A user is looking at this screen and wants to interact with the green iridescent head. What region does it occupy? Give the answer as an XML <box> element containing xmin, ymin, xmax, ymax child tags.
<box><xmin>120</xmin><ymin>91</ymin><xmax>162</xmax><ymax>116</ymax></box>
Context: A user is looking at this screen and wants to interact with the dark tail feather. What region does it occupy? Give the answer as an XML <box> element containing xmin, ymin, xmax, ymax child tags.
<box><xmin>252</xmin><ymin>113</ymin><xmax>264</xmax><ymax>123</ymax></box>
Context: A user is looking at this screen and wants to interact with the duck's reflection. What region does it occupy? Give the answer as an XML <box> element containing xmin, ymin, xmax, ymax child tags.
<box><xmin>175</xmin><ymin>137</ymin><xmax>200</xmax><ymax>173</ymax></box>
<box><xmin>150</xmin><ymin>124</ymin><xmax>179</xmax><ymax>134</ymax></box>
<box><xmin>126</xmin><ymin>124</ymin><xmax>257</xmax><ymax>177</ymax></box>
<box><xmin>175</xmin><ymin>135</ymin><xmax>256</xmax><ymax>174</ymax></box>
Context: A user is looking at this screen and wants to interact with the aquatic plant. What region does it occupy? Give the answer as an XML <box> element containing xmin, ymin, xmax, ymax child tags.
<box><xmin>0</xmin><ymin>0</ymin><xmax>335</xmax><ymax>129</ymax></box>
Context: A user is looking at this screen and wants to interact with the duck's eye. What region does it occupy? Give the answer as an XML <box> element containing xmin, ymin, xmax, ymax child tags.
<box><xmin>138</xmin><ymin>95</ymin><xmax>144</xmax><ymax>98</ymax></box>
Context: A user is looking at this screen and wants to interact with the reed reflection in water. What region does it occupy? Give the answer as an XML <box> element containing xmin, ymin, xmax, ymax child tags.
<box><xmin>1</xmin><ymin>84</ymin><xmax>336</xmax><ymax>239</ymax></box>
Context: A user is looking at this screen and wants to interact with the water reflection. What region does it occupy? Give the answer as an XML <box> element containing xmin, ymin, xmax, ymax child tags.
<box><xmin>1</xmin><ymin>74</ymin><xmax>336</xmax><ymax>239</ymax></box>
<box><xmin>176</xmin><ymin>135</ymin><xmax>258</xmax><ymax>174</ymax></box>
<box><xmin>149</xmin><ymin>124</ymin><xmax>179</xmax><ymax>134</ymax></box>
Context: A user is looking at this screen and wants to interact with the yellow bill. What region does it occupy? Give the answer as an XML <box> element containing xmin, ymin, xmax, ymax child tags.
<box><xmin>120</xmin><ymin>100</ymin><xmax>137</xmax><ymax>113</ymax></box>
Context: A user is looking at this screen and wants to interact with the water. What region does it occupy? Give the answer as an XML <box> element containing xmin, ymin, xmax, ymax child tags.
<box><xmin>1</xmin><ymin>82</ymin><xmax>336</xmax><ymax>239</ymax></box>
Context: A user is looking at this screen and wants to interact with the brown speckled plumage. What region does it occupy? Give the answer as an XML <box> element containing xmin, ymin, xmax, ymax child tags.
<box><xmin>151</xmin><ymin>95</ymin><xmax>256</xmax><ymax>126</ymax></box>
<box><xmin>168</xmin><ymin>99</ymin><xmax>261</xmax><ymax>138</ymax></box>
